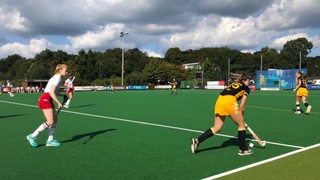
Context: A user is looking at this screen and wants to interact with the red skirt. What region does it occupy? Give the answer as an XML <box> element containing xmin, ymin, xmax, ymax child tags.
<box><xmin>66</xmin><ymin>88</ymin><xmax>74</xmax><ymax>93</ymax></box>
<box><xmin>38</xmin><ymin>93</ymin><xmax>54</xmax><ymax>109</ymax></box>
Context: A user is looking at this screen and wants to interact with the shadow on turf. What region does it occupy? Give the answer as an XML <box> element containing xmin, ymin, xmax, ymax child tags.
<box><xmin>61</xmin><ymin>129</ymin><xmax>116</xmax><ymax>144</ymax></box>
<box><xmin>197</xmin><ymin>138</ymin><xmax>238</xmax><ymax>153</ymax></box>
<box><xmin>196</xmin><ymin>134</ymin><xmax>256</xmax><ymax>153</ymax></box>
<box><xmin>0</xmin><ymin>114</ymin><xmax>25</xmax><ymax>119</ymax></box>
<box><xmin>69</xmin><ymin>104</ymin><xmax>95</xmax><ymax>109</ymax></box>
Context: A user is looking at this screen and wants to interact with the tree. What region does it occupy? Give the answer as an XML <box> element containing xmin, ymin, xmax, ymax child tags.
<box><xmin>27</xmin><ymin>62</ymin><xmax>50</xmax><ymax>79</ymax></box>
<box><xmin>126</xmin><ymin>71</ymin><xmax>145</xmax><ymax>85</ymax></box>
<box><xmin>125</xmin><ymin>48</ymin><xmax>149</xmax><ymax>75</ymax></box>
<box><xmin>255</xmin><ymin>47</ymin><xmax>281</xmax><ymax>70</ymax></box>
<box><xmin>280</xmin><ymin>37</ymin><xmax>313</xmax><ymax>69</ymax></box>
<box><xmin>164</xmin><ymin>47</ymin><xmax>183</xmax><ymax>64</ymax></box>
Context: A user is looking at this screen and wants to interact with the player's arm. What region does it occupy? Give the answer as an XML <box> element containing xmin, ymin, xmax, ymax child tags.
<box><xmin>294</xmin><ymin>79</ymin><xmax>302</xmax><ymax>91</ymax></box>
<box><xmin>239</xmin><ymin>93</ymin><xmax>248</xmax><ymax>113</ymax></box>
<box><xmin>49</xmin><ymin>85</ymin><xmax>62</xmax><ymax>109</ymax></box>
<box><xmin>297</xmin><ymin>79</ymin><xmax>302</xmax><ymax>88</ymax></box>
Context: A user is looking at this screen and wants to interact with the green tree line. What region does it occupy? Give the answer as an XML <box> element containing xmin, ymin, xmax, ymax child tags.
<box><xmin>1</xmin><ymin>37</ymin><xmax>320</xmax><ymax>86</ymax></box>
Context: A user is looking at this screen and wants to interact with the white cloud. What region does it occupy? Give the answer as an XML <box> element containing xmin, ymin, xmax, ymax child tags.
<box><xmin>256</xmin><ymin>0</ymin><xmax>320</xmax><ymax>30</ymax></box>
<box><xmin>143</xmin><ymin>49</ymin><xmax>163</xmax><ymax>58</ymax></box>
<box><xmin>271</xmin><ymin>33</ymin><xmax>316</xmax><ymax>49</ymax></box>
<box><xmin>0</xmin><ymin>7</ymin><xmax>28</xmax><ymax>31</ymax></box>
<box><xmin>0</xmin><ymin>38</ymin><xmax>71</xmax><ymax>58</ymax></box>
<box><xmin>68</xmin><ymin>24</ymin><xmax>122</xmax><ymax>49</ymax></box>
<box><xmin>160</xmin><ymin>16</ymin><xmax>274</xmax><ymax>51</ymax></box>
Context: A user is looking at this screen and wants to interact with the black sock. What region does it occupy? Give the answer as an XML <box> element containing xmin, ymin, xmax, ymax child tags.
<box><xmin>238</xmin><ymin>130</ymin><xmax>246</xmax><ymax>151</ymax></box>
<box><xmin>197</xmin><ymin>129</ymin><xmax>214</xmax><ymax>144</ymax></box>
<box><xmin>304</xmin><ymin>103</ymin><xmax>309</xmax><ymax>107</ymax></box>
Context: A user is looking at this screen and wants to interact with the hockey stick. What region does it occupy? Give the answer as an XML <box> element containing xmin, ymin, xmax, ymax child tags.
<box><xmin>71</xmin><ymin>76</ymin><xmax>75</xmax><ymax>83</ymax></box>
<box><xmin>245</xmin><ymin>123</ymin><xmax>266</xmax><ymax>147</ymax></box>
<box><xmin>56</xmin><ymin>95</ymin><xmax>68</xmax><ymax>116</ymax></box>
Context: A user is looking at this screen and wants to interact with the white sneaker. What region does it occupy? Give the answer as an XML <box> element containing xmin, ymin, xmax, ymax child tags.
<box><xmin>306</xmin><ymin>105</ymin><xmax>312</xmax><ymax>113</ymax></box>
<box><xmin>63</xmin><ymin>104</ymin><xmax>69</xmax><ymax>108</ymax></box>
<box><xmin>295</xmin><ymin>110</ymin><xmax>301</xmax><ymax>114</ymax></box>
<box><xmin>191</xmin><ymin>138</ymin><xmax>198</xmax><ymax>154</ymax></box>
<box><xmin>46</xmin><ymin>139</ymin><xmax>61</xmax><ymax>147</ymax></box>
<box><xmin>238</xmin><ymin>149</ymin><xmax>253</xmax><ymax>156</ymax></box>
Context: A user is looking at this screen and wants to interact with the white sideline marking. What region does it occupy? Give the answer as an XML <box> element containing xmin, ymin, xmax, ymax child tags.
<box><xmin>0</xmin><ymin>100</ymin><xmax>304</xmax><ymax>149</ymax></box>
<box><xmin>202</xmin><ymin>143</ymin><xmax>320</xmax><ymax>180</ymax></box>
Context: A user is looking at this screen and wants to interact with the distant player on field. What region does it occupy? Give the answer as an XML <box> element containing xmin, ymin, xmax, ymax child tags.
<box><xmin>168</xmin><ymin>79</ymin><xmax>178</xmax><ymax>95</ymax></box>
<box><xmin>110</xmin><ymin>81</ymin><xmax>115</xmax><ymax>94</ymax></box>
<box><xmin>293</xmin><ymin>71</ymin><xmax>311</xmax><ymax>114</ymax></box>
<box><xmin>64</xmin><ymin>75</ymin><xmax>75</xmax><ymax>108</ymax></box>
<box><xmin>191</xmin><ymin>73</ymin><xmax>253</xmax><ymax>156</ymax></box>
<box><xmin>6</xmin><ymin>80</ymin><xmax>14</xmax><ymax>97</ymax></box>
<box><xmin>26</xmin><ymin>64</ymin><xmax>68</xmax><ymax>147</ymax></box>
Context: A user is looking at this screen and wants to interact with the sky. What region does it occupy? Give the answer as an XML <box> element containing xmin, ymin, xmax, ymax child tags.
<box><xmin>0</xmin><ymin>0</ymin><xmax>320</xmax><ymax>59</ymax></box>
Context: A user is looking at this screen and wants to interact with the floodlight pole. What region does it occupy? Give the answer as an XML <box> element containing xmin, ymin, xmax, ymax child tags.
<box><xmin>228</xmin><ymin>58</ymin><xmax>230</xmax><ymax>85</ymax></box>
<box><xmin>299</xmin><ymin>51</ymin><xmax>301</xmax><ymax>70</ymax></box>
<box><xmin>260</xmin><ymin>54</ymin><xmax>263</xmax><ymax>71</ymax></box>
<box><xmin>120</xmin><ymin>32</ymin><xmax>128</xmax><ymax>86</ymax></box>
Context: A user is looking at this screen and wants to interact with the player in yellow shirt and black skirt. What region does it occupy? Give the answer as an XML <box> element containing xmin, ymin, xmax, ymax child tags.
<box><xmin>169</xmin><ymin>79</ymin><xmax>178</xmax><ymax>95</ymax></box>
<box><xmin>294</xmin><ymin>71</ymin><xmax>311</xmax><ymax>114</ymax></box>
<box><xmin>191</xmin><ymin>73</ymin><xmax>253</xmax><ymax>156</ymax></box>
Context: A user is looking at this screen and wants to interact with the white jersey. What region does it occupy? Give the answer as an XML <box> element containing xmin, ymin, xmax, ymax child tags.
<box><xmin>44</xmin><ymin>74</ymin><xmax>62</xmax><ymax>93</ymax></box>
<box><xmin>65</xmin><ymin>78</ymin><xmax>74</xmax><ymax>89</ymax></box>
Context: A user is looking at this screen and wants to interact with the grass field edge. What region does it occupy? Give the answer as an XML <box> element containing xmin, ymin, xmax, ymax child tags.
<box><xmin>202</xmin><ymin>143</ymin><xmax>320</xmax><ymax>180</ymax></box>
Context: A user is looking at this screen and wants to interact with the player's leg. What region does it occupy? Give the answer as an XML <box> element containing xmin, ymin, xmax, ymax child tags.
<box><xmin>8</xmin><ymin>88</ymin><xmax>14</xmax><ymax>97</ymax></box>
<box><xmin>41</xmin><ymin>108</ymin><xmax>60</xmax><ymax>146</ymax></box>
<box><xmin>295</xmin><ymin>95</ymin><xmax>302</xmax><ymax>114</ymax></box>
<box><xmin>301</xmin><ymin>96</ymin><xmax>311</xmax><ymax>113</ymax></box>
<box><xmin>64</xmin><ymin>91</ymin><xmax>72</xmax><ymax>108</ymax></box>
<box><xmin>230</xmin><ymin>113</ymin><xmax>252</xmax><ymax>155</ymax></box>
<box><xmin>26</xmin><ymin>109</ymin><xmax>53</xmax><ymax>147</ymax></box>
<box><xmin>301</xmin><ymin>89</ymin><xmax>311</xmax><ymax>113</ymax></box>
<box><xmin>191</xmin><ymin>115</ymin><xmax>225</xmax><ymax>154</ymax></box>
<box><xmin>46</xmin><ymin>108</ymin><xmax>61</xmax><ymax>146</ymax></box>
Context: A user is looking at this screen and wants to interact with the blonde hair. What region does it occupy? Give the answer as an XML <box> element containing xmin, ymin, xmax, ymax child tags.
<box><xmin>235</xmin><ymin>72</ymin><xmax>250</xmax><ymax>83</ymax></box>
<box><xmin>55</xmin><ymin>64</ymin><xmax>68</xmax><ymax>74</ymax></box>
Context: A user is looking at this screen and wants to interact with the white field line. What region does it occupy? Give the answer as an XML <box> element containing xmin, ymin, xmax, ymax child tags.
<box><xmin>202</xmin><ymin>143</ymin><xmax>320</xmax><ymax>180</ymax></box>
<box><xmin>0</xmin><ymin>100</ymin><xmax>304</xmax><ymax>149</ymax></box>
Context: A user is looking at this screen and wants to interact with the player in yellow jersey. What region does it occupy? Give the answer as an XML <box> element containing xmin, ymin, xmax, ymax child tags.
<box><xmin>169</xmin><ymin>79</ymin><xmax>177</xmax><ymax>95</ymax></box>
<box><xmin>191</xmin><ymin>73</ymin><xmax>252</xmax><ymax>156</ymax></box>
<box><xmin>293</xmin><ymin>71</ymin><xmax>311</xmax><ymax>114</ymax></box>
<box><xmin>110</xmin><ymin>81</ymin><xmax>115</xmax><ymax>94</ymax></box>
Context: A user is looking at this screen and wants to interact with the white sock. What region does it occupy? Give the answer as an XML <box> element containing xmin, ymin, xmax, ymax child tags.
<box><xmin>66</xmin><ymin>99</ymin><xmax>71</xmax><ymax>105</ymax></box>
<box><xmin>48</xmin><ymin>124</ymin><xmax>56</xmax><ymax>141</ymax></box>
<box><xmin>32</xmin><ymin>123</ymin><xmax>49</xmax><ymax>138</ymax></box>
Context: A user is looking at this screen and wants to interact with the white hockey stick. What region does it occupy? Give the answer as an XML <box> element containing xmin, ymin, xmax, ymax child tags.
<box><xmin>245</xmin><ymin>123</ymin><xmax>266</xmax><ymax>147</ymax></box>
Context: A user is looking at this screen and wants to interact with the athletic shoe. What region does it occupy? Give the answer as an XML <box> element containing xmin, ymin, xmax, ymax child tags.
<box><xmin>63</xmin><ymin>104</ymin><xmax>69</xmax><ymax>108</ymax></box>
<box><xmin>46</xmin><ymin>139</ymin><xmax>61</xmax><ymax>147</ymax></box>
<box><xmin>238</xmin><ymin>149</ymin><xmax>253</xmax><ymax>156</ymax></box>
<box><xmin>191</xmin><ymin>138</ymin><xmax>198</xmax><ymax>154</ymax></box>
<box><xmin>306</xmin><ymin>105</ymin><xmax>312</xmax><ymax>113</ymax></box>
<box><xmin>26</xmin><ymin>134</ymin><xmax>38</xmax><ymax>147</ymax></box>
<box><xmin>295</xmin><ymin>110</ymin><xmax>301</xmax><ymax>114</ymax></box>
